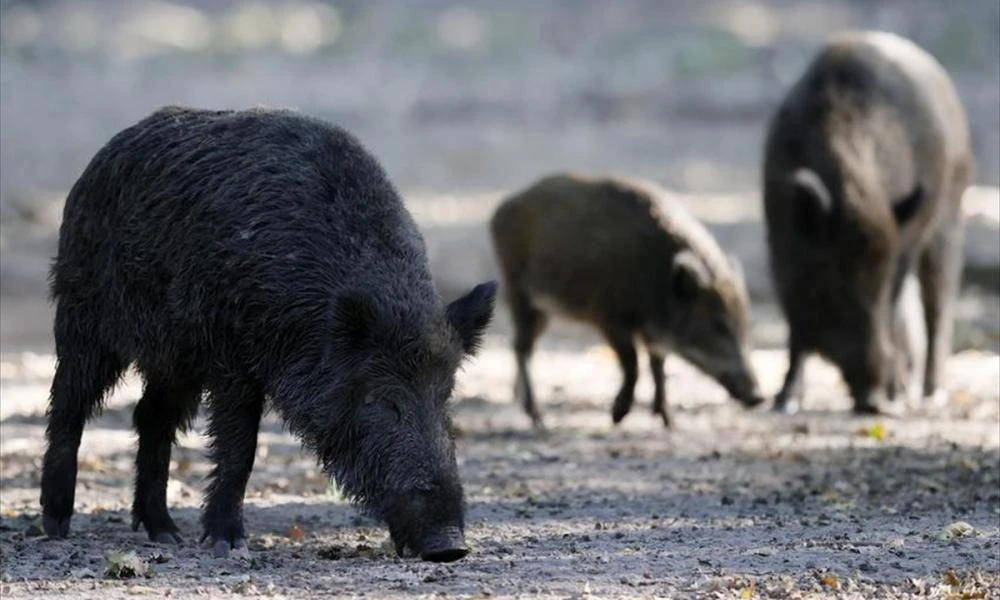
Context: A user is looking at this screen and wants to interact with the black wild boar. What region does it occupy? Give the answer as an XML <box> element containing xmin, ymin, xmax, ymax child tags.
<box><xmin>489</xmin><ymin>172</ymin><xmax>764</xmax><ymax>430</ymax></box>
<box><xmin>40</xmin><ymin>106</ymin><xmax>497</xmax><ymax>563</ymax></box>
<box><xmin>763</xmin><ymin>31</ymin><xmax>972</xmax><ymax>414</ymax></box>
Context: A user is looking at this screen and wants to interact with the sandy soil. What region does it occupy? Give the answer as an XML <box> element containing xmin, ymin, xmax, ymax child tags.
<box><xmin>1</xmin><ymin>329</ymin><xmax>998</xmax><ymax>599</ymax></box>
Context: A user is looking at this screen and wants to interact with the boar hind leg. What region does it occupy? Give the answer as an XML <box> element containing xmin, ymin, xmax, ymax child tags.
<box><xmin>918</xmin><ymin>216</ymin><xmax>964</xmax><ymax>404</ymax></box>
<box><xmin>648</xmin><ymin>352</ymin><xmax>670</xmax><ymax>428</ymax></box>
<box><xmin>772</xmin><ymin>341</ymin><xmax>806</xmax><ymax>414</ymax></box>
<box><xmin>511</xmin><ymin>293</ymin><xmax>549</xmax><ymax>429</ymax></box>
<box><xmin>41</xmin><ymin>307</ymin><xmax>125</xmax><ymax>538</ymax></box>
<box><xmin>201</xmin><ymin>378</ymin><xmax>264</xmax><ymax>558</ymax></box>
<box><xmin>605</xmin><ymin>326</ymin><xmax>639</xmax><ymax>425</ymax></box>
<box><xmin>131</xmin><ymin>374</ymin><xmax>201</xmax><ymax>543</ymax></box>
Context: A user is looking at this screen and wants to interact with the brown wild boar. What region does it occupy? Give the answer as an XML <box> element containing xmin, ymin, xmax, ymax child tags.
<box><xmin>490</xmin><ymin>173</ymin><xmax>765</xmax><ymax>430</ymax></box>
<box><xmin>763</xmin><ymin>30</ymin><xmax>972</xmax><ymax>414</ymax></box>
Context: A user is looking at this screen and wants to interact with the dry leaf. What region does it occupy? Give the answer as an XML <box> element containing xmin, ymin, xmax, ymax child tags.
<box><xmin>943</xmin><ymin>569</ymin><xmax>962</xmax><ymax>586</ymax></box>
<box><xmin>829</xmin><ymin>500</ymin><xmax>857</xmax><ymax>511</ymax></box>
<box><xmin>739</xmin><ymin>582</ymin><xmax>756</xmax><ymax>599</ymax></box>
<box><xmin>953</xmin><ymin>457</ymin><xmax>980</xmax><ymax>473</ymax></box>
<box><xmin>937</xmin><ymin>521</ymin><xmax>977</xmax><ymax>541</ymax></box>
<box><xmin>856</xmin><ymin>422</ymin><xmax>888</xmax><ymax>441</ymax></box>
<box><xmin>78</xmin><ymin>457</ymin><xmax>107</xmax><ymax>473</ymax></box>
<box><xmin>104</xmin><ymin>550</ymin><xmax>149</xmax><ymax>579</ymax></box>
<box><xmin>950</xmin><ymin>389</ymin><xmax>973</xmax><ymax>406</ymax></box>
<box><xmin>818</xmin><ymin>573</ymin><xmax>840</xmax><ymax>589</ymax></box>
<box><xmin>947</xmin><ymin>592</ymin><xmax>986</xmax><ymax>600</ymax></box>
<box><xmin>287</xmin><ymin>525</ymin><xmax>305</xmax><ymax>541</ymax></box>
<box><xmin>820</xmin><ymin>489</ymin><xmax>842</xmax><ymax>503</ymax></box>
<box><xmin>126</xmin><ymin>585</ymin><xmax>156</xmax><ymax>595</ymax></box>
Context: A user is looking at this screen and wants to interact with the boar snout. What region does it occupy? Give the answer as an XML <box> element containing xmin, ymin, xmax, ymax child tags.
<box><xmin>390</xmin><ymin>521</ymin><xmax>469</xmax><ymax>563</ymax></box>
<box><xmin>414</xmin><ymin>526</ymin><xmax>469</xmax><ymax>563</ymax></box>
<box><xmin>386</xmin><ymin>486</ymin><xmax>468</xmax><ymax>562</ymax></box>
<box><xmin>718</xmin><ymin>370</ymin><xmax>765</xmax><ymax>408</ymax></box>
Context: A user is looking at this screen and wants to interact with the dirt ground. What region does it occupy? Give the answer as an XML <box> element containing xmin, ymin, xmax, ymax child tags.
<box><xmin>1</xmin><ymin>323</ymin><xmax>998</xmax><ymax>599</ymax></box>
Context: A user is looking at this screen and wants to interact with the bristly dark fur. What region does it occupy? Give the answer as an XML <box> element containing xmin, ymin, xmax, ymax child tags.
<box><xmin>40</xmin><ymin>105</ymin><xmax>496</xmax><ymax>559</ymax></box>
<box><xmin>763</xmin><ymin>31</ymin><xmax>972</xmax><ymax>414</ymax></box>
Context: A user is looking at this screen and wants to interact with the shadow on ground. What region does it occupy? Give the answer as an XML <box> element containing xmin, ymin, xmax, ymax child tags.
<box><xmin>1</xmin><ymin>386</ymin><xmax>997</xmax><ymax>597</ymax></box>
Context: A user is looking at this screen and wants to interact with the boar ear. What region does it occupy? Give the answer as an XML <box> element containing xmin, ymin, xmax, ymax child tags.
<box><xmin>446</xmin><ymin>281</ymin><xmax>498</xmax><ymax>355</ymax></box>
<box><xmin>892</xmin><ymin>184</ymin><xmax>924</xmax><ymax>225</ymax></box>
<box><xmin>333</xmin><ymin>291</ymin><xmax>378</xmax><ymax>349</ymax></box>
<box><xmin>672</xmin><ymin>250</ymin><xmax>709</xmax><ymax>302</ymax></box>
<box><xmin>790</xmin><ymin>168</ymin><xmax>832</xmax><ymax>236</ymax></box>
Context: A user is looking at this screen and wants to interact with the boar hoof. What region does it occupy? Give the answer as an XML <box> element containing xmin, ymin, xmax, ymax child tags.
<box><xmin>857</xmin><ymin>397</ymin><xmax>905</xmax><ymax>418</ymax></box>
<box><xmin>152</xmin><ymin>531</ymin><xmax>183</xmax><ymax>544</ymax></box>
<box><xmin>210</xmin><ymin>537</ymin><xmax>250</xmax><ymax>559</ymax></box>
<box><xmin>416</xmin><ymin>528</ymin><xmax>470</xmax><ymax>563</ymax></box>
<box><xmin>42</xmin><ymin>514</ymin><xmax>71</xmax><ymax>539</ymax></box>
<box><xmin>132</xmin><ymin>515</ymin><xmax>182</xmax><ymax>544</ymax></box>
<box><xmin>611</xmin><ymin>395</ymin><xmax>633</xmax><ymax>425</ymax></box>
<box><xmin>421</xmin><ymin>546</ymin><xmax>469</xmax><ymax>563</ymax></box>
<box><xmin>652</xmin><ymin>406</ymin><xmax>672</xmax><ymax>428</ymax></box>
<box><xmin>529</xmin><ymin>416</ymin><xmax>548</xmax><ymax>434</ymax></box>
<box><xmin>851</xmin><ymin>400</ymin><xmax>881</xmax><ymax>416</ymax></box>
<box><xmin>771</xmin><ymin>398</ymin><xmax>801</xmax><ymax>415</ymax></box>
<box><xmin>925</xmin><ymin>388</ymin><xmax>949</xmax><ymax>409</ymax></box>
<box><xmin>740</xmin><ymin>395</ymin><xmax>766</xmax><ymax>409</ymax></box>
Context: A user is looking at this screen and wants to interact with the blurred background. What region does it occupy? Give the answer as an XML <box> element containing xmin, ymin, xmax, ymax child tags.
<box><xmin>1</xmin><ymin>0</ymin><xmax>999</xmax><ymax>356</ymax></box>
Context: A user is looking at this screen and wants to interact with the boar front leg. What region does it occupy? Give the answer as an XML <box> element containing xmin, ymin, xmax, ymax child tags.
<box><xmin>918</xmin><ymin>216</ymin><xmax>964</xmax><ymax>406</ymax></box>
<box><xmin>132</xmin><ymin>373</ymin><xmax>201</xmax><ymax>543</ymax></box>
<box><xmin>606</xmin><ymin>326</ymin><xmax>639</xmax><ymax>425</ymax></box>
<box><xmin>511</xmin><ymin>292</ymin><xmax>549</xmax><ymax>430</ymax></box>
<box><xmin>201</xmin><ymin>378</ymin><xmax>264</xmax><ymax>558</ymax></box>
<box><xmin>648</xmin><ymin>351</ymin><xmax>670</xmax><ymax>428</ymax></box>
<box><xmin>773</xmin><ymin>341</ymin><xmax>806</xmax><ymax>414</ymax></box>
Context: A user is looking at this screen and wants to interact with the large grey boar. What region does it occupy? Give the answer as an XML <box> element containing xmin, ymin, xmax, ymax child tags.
<box><xmin>763</xmin><ymin>31</ymin><xmax>972</xmax><ymax>414</ymax></box>
<box><xmin>490</xmin><ymin>173</ymin><xmax>764</xmax><ymax>430</ymax></box>
<box><xmin>41</xmin><ymin>106</ymin><xmax>497</xmax><ymax>562</ymax></box>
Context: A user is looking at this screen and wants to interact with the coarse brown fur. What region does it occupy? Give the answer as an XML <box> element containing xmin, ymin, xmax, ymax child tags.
<box><xmin>491</xmin><ymin>172</ymin><xmax>763</xmax><ymax>430</ymax></box>
<box><xmin>763</xmin><ymin>31</ymin><xmax>972</xmax><ymax>414</ymax></box>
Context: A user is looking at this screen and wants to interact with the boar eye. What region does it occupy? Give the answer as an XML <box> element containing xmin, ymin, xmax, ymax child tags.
<box><xmin>362</xmin><ymin>392</ymin><xmax>402</xmax><ymax>421</ymax></box>
<box><xmin>387</xmin><ymin>399</ymin><xmax>403</xmax><ymax>422</ymax></box>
